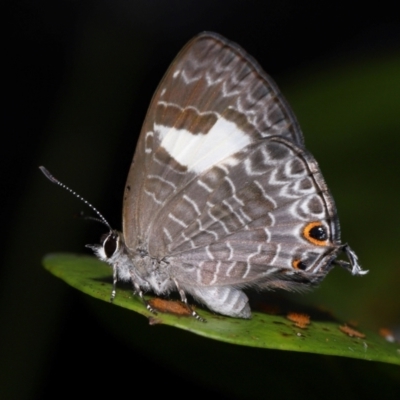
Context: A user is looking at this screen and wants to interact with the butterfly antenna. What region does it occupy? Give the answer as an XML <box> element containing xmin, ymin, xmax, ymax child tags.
<box><xmin>78</xmin><ymin>212</ymin><xmax>110</xmax><ymax>228</ymax></box>
<box><xmin>39</xmin><ymin>166</ymin><xmax>112</xmax><ymax>231</ymax></box>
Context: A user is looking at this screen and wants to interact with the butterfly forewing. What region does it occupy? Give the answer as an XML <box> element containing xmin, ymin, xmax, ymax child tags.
<box><xmin>123</xmin><ymin>32</ymin><xmax>306</xmax><ymax>252</ymax></box>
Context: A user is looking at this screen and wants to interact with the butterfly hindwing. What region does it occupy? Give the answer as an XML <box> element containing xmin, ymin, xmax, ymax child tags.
<box><xmin>156</xmin><ymin>137</ymin><xmax>340</xmax><ymax>287</ymax></box>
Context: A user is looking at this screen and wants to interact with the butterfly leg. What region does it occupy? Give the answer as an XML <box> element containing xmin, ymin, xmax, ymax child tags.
<box><xmin>174</xmin><ymin>279</ymin><xmax>206</xmax><ymax>322</ymax></box>
<box><xmin>130</xmin><ymin>281</ymin><xmax>158</xmax><ymax>315</ymax></box>
<box><xmin>189</xmin><ymin>286</ymin><xmax>251</xmax><ymax>319</ymax></box>
<box><xmin>110</xmin><ymin>263</ymin><xmax>118</xmax><ymax>302</ymax></box>
<box><xmin>335</xmin><ymin>245</ymin><xmax>368</xmax><ymax>276</ymax></box>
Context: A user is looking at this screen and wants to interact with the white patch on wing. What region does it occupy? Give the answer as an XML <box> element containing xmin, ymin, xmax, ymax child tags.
<box><xmin>168</xmin><ymin>212</ymin><xmax>188</xmax><ymax>228</ymax></box>
<box><xmin>226</xmin><ymin>241</ymin><xmax>234</xmax><ymax>261</ymax></box>
<box><xmin>209</xmin><ymin>261</ymin><xmax>221</xmax><ymax>285</ymax></box>
<box><xmin>183</xmin><ymin>194</ymin><xmax>201</xmax><ymax>216</ymax></box>
<box><xmin>163</xmin><ymin>227</ymin><xmax>173</xmax><ymax>243</ymax></box>
<box><xmin>155</xmin><ymin>117</ymin><xmax>251</xmax><ymax>173</ymax></box>
<box><xmin>254</xmin><ymin>180</ymin><xmax>277</xmax><ymax>208</ymax></box>
<box><xmin>145</xmin><ymin>131</ymin><xmax>153</xmax><ymax>154</ymax></box>
<box><xmin>264</xmin><ymin>267</ymin><xmax>278</xmax><ymax>276</ymax></box>
<box><xmin>226</xmin><ymin>262</ymin><xmax>236</xmax><ymax>277</ymax></box>
<box><xmin>243</xmin><ymin>245</ymin><xmax>261</xmax><ymax>278</ymax></box>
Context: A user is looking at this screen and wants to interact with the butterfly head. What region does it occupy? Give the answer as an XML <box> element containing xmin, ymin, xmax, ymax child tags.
<box><xmin>39</xmin><ymin>166</ymin><xmax>129</xmax><ymax>265</ymax></box>
<box><xmin>87</xmin><ymin>230</ymin><xmax>124</xmax><ymax>263</ymax></box>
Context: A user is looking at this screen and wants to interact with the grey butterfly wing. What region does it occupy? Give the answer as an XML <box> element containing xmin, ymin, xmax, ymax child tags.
<box><xmin>123</xmin><ymin>32</ymin><xmax>307</xmax><ymax>253</ymax></box>
<box><xmin>159</xmin><ymin>137</ymin><xmax>341</xmax><ymax>291</ymax></box>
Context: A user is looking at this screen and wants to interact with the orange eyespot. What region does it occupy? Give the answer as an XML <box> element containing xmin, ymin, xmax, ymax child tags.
<box><xmin>303</xmin><ymin>221</ymin><xmax>328</xmax><ymax>246</ymax></box>
<box><xmin>292</xmin><ymin>259</ymin><xmax>307</xmax><ymax>270</ymax></box>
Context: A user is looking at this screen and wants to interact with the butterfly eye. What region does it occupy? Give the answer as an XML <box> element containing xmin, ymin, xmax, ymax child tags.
<box><xmin>103</xmin><ymin>233</ymin><xmax>119</xmax><ymax>258</ymax></box>
<box><xmin>100</xmin><ymin>233</ymin><xmax>109</xmax><ymax>243</ymax></box>
<box><xmin>303</xmin><ymin>222</ymin><xmax>328</xmax><ymax>246</ymax></box>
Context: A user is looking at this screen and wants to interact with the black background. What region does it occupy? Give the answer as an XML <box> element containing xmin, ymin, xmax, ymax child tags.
<box><xmin>2</xmin><ymin>1</ymin><xmax>400</xmax><ymax>399</ymax></box>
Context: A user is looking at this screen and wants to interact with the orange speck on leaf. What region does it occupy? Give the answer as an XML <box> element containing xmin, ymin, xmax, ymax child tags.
<box><xmin>148</xmin><ymin>298</ymin><xmax>191</xmax><ymax>316</ymax></box>
<box><xmin>339</xmin><ymin>324</ymin><xmax>366</xmax><ymax>338</ymax></box>
<box><xmin>287</xmin><ymin>312</ymin><xmax>310</xmax><ymax>328</ymax></box>
<box><xmin>379</xmin><ymin>328</ymin><xmax>395</xmax><ymax>343</ymax></box>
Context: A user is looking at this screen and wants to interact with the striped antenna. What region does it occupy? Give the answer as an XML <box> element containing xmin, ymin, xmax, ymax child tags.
<box><xmin>39</xmin><ymin>166</ymin><xmax>112</xmax><ymax>231</ymax></box>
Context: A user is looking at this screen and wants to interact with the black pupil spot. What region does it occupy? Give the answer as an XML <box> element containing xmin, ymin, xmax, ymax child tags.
<box><xmin>104</xmin><ymin>235</ymin><xmax>118</xmax><ymax>258</ymax></box>
<box><xmin>297</xmin><ymin>261</ymin><xmax>307</xmax><ymax>270</ymax></box>
<box><xmin>309</xmin><ymin>225</ymin><xmax>327</xmax><ymax>241</ymax></box>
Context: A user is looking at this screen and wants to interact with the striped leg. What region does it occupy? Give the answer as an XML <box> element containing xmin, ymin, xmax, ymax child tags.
<box><xmin>174</xmin><ymin>279</ymin><xmax>206</xmax><ymax>322</ymax></box>
<box><xmin>110</xmin><ymin>264</ymin><xmax>118</xmax><ymax>302</ymax></box>
<box><xmin>131</xmin><ymin>281</ymin><xmax>158</xmax><ymax>315</ymax></box>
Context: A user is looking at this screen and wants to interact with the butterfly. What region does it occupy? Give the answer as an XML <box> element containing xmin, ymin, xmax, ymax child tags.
<box><xmin>41</xmin><ymin>32</ymin><xmax>367</xmax><ymax>319</ymax></box>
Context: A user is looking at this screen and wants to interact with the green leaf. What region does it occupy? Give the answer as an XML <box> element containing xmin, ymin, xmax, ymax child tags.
<box><xmin>43</xmin><ymin>253</ymin><xmax>400</xmax><ymax>365</ymax></box>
